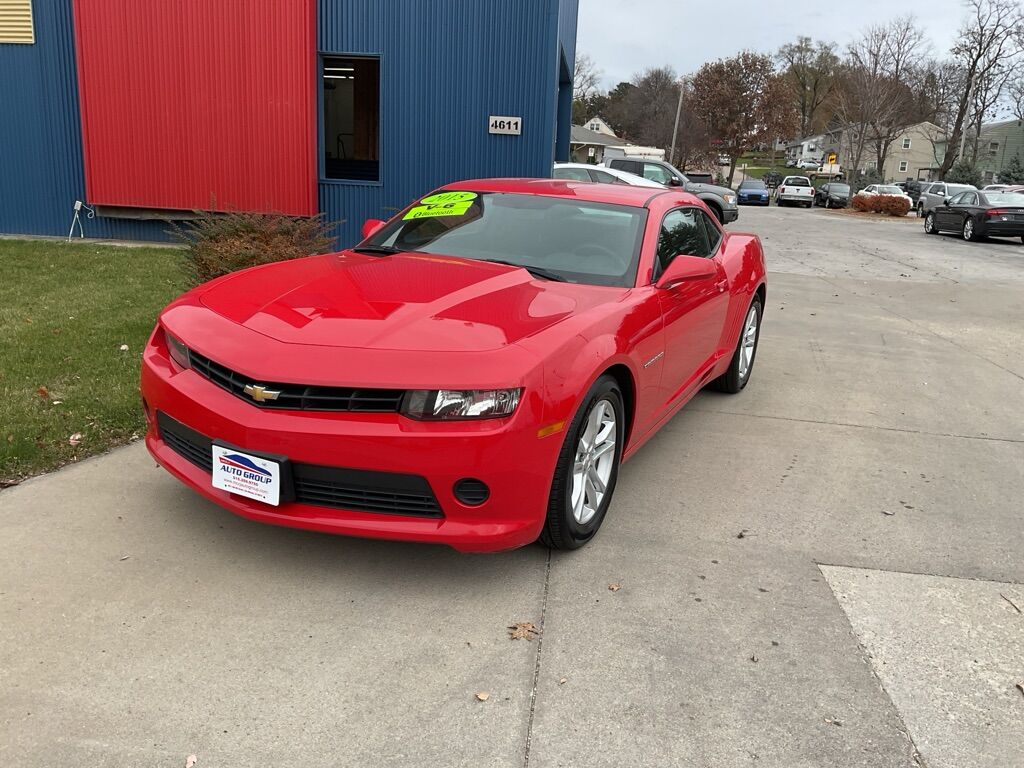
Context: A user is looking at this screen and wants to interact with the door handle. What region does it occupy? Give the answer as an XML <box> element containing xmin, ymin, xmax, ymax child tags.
<box><xmin>715</xmin><ymin>279</ymin><xmax>728</xmax><ymax>292</ymax></box>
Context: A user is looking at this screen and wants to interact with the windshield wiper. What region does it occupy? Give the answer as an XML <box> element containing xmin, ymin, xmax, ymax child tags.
<box><xmin>483</xmin><ymin>259</ymin><xmax>568</xmax><ymax>282</ymax></box>
<box><xmin>350</xmin><ymin>245</ymin><xmax>404</xmax><ymax>256</ymax></box>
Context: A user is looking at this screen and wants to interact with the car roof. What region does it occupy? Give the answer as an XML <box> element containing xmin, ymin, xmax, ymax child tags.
<box><xmin>442</xmin><ymin>178</ymin><xmax>679</xmax><ymax>208</ymax></box>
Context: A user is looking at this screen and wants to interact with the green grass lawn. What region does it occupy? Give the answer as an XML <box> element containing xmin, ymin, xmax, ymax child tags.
<box><xmin>0</xmin><ymin>240</ymin><xmax>186</xmax><ymax>485</ymax></box>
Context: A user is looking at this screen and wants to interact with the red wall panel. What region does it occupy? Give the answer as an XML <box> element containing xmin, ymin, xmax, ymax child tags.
<box><xmin>73</xmin><ymin>0</ymin><xmax>316</xmax><ymax>216</ymax></box>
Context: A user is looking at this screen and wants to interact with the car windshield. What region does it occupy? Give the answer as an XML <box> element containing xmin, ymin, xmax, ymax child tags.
<box><xmin>739</xmin><ymin>181</ymin><xmax>766</xmax><ymax>189</ymax></box>
<box><xmin>986</xmin><ymin>192</ymin><xmax>1024</xmax><ymax>205</ymax></box>
<box><xmin>877</xmin><ymin>185</ymin><xmax>903</xmax><ymax>194</ymax></box>
<box><xmin>829</xmin><ymin>184</ymin><xmax>851</xmax><ymax>193</ymax></box>
<box><xmin>365</xmin><ymin>192</ymin><xmax>648</xmax><ymax>288</ymax></box>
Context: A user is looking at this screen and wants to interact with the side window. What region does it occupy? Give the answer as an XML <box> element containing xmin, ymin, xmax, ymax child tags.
<box><xmin>655</xmin><ymin>208</ymin><xmax>711</xmax><ymax>276</ymax></box>
<box><xmin>960</xmin><ymin>192</ymin><xmax>978</xmax><ymax>206</ymax></box>
<box><xmin>554</xmin><ymin>167</ymin><xmax>592</xmax><ymax>182</ymax></box>
<box><xmin>700</xmin><ymin>212</ymin><xmax>722</xmax><ymax>253</ymax></box>
<box><xmin>589</xmin><ymin>169</ymin><xmax>620</xmax><ymax>184</ymax></box>
<box><xmin>643</xmin><ymin>163</ymin><xmax>673</xmax><ymax>185</ymax></box>
<box><xmin>947</xmin><ymin>192</ymin><xmax>967</xmax><ymax>205</ymax></box>
<box><xmin>609</xmin><ymin>159</ymin><xmax>640</xmax><ymax>175</ymax></box>
<box><xmin>933</xmin><ymin>184</ymin><xmax>945</xmax><ymax>196</ymax></box>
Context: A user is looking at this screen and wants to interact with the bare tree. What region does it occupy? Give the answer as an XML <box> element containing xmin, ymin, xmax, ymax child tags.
<box><xmin>937</xmin><ymin>0</ymin><xmax>1023</xmax><ymax>178</ymax></box>
<box><xmin>833</xmin><ymin>63</ymin><xmax>878</xmax><ymax>179</ymax></box>
<box><xmin>1010</xmin><ymin>71</ymin><xmax>1024</xmax><ymax>120</ymax></box>
<box><xmin>965</xmin><ymin>61</ymin><xmax>1014</xmax><ymax>163</ymax></box>
<box><xmin>777</xmin><ymin>37</ymin><xmax>840</xmax><ymax>136</ymax></box>
<box><xmin>847</xmin><ymin>17</ymin><xmax>927</xmax><ymax>174</ymax></box>
<box><xmin>573</xmin><ymin>53</ymin><xmax>602</xmax><ymax>102</ymax></box>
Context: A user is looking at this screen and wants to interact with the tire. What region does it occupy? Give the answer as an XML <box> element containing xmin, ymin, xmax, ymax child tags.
<box><xmin>924</xmin><ymin>212</ymin><xmax>939</xmax><ymax>235</ymax></box>
<box><xmin>711</xmin><ymin>296</ymin><xmax>762</xmax><ymax>394</ymax></box>
<box><xmin>539</xmin><ymin>375</ymin><xmax>624</xmax><ymax>550</ymax></box>
<box><xmin>708</xmin><ymin>204</ymin><xmax>724</xmax><ymax>224</ymax></box>
<box><xmin>962</xmin><ymin>217</ymin><xmax>979</xmax><ymax>242</ymax></box>
<box><xmin>916</xmin><ymin>204</ymin><xmax>924</xmax><ymax>218</ymax></box>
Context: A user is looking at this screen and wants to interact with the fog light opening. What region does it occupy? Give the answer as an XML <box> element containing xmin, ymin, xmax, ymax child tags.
<box><xmin>454</xmin><ymin>478</ymin><xmax>490</xmax><ymax>506</ymax></box>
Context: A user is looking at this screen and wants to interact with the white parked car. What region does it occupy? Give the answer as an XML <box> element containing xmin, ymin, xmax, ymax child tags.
<box><xmin>777</xmin><ymin>176</ymin><xmax>815</xmax><ymax>208</ymax></box>
<box><xmin>858</xmin><ymin>184</ymin><xmax>913</xmax><ymax>208</ymax></box>
<box><xmin>552</xmin><ymin>162</ymin><xmax>663</xmax><ymax>188</ymax></box>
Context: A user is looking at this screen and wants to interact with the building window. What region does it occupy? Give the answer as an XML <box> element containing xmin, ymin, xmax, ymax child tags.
<box><xmin>902</xmin><ymin>138</ymin><xmax>911</xmax><ymax>149</ymax></box>
<box><xmin>898</xmin><ymin>160</ymin><xmax>908</xmax><ymax>173</ymax></box>
<box><xmin>989</xmin><ymin>141</ymin><xmax>999</xmax><ymax>154</ymax></box>
<box><xmin>322</xmin><ymin>56</ymin><xmax>380</xmax><ymax>182</ymax></box>
<box><xmin>0</xmin><ymin>0</ymin><xmax>34</xmax><ymax>44</ymax></box>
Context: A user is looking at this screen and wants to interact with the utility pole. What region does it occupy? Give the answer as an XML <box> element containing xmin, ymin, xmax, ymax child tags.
<box><xmin>669</xmin><ymin>78</ymin><xmax>685</xmax><ymax>166</ymax></box>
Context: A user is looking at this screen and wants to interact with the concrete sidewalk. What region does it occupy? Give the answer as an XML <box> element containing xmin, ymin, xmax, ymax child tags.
<box><xmin>2</xmin><ymin>207</ymin><xmax>1022</xmax><ymax>767</ymax></box>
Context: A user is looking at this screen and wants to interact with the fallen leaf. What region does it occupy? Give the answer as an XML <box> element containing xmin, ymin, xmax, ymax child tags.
<box><xmin>608</xmin><ymin>583</ymin><xmax>621</xmax><ymax>592</ymax></box>
<box><xmin>881</xmin><ymin>510</ymin><xmax>895</xmax><ymax>516</ymax></box>
<box><xmin>119</xmin><ymin>555</ymin><xmax>130</xmax><ymax>561</ymax></box>
<box><xmin>750</xmin><ymin>654</ymin><xmax>758</xmax><ymax>663</ymax></box>
<box><xmin>69</xmin><ymin>433</ymin><xmax>83</xmax><ymax>446</ymax></box>
<box><xmin>185</xmin><ymin>756</ymin><xmax>197</xmax><ymax>768</ymax></box>
<box><xmin>37</xmin><ymin>386</ymin><xmax>50</xmax><ymax>400</ymax></box>
<box><xmin>559</xmin><ymin>677</ymin><xmax>568</xmax><ymax>685</ymax></box>
<box><xmin>475</xmin><ymin>692</ymin><xmax>490</xmax><ymax>702</ymax></box>
<box><xmin>508</xmin><ymin>622</ymin><xmax>539</xmax><ymax>641</ymax></box>
<box><xmin>119</xmin><ymin>344</ymin><xmax>129</xmax><ymax>352</ymax></box>
<box><xmin>51</xmin><ymin>400</ymin><xmax>63</xmax><ymax>405</ymax></box>
<box><xmin>824</xmin><ymin>717</ymin><xmax>843</xmax><ymax>726</ymax></box>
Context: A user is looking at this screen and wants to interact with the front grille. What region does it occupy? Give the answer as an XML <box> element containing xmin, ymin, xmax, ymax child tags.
<box><xmin>157</xmin><ymin>412</ymin><xmax>442</xmax><ymax>518</ymax></box>
<box><xmin>188</xmin><ymin>350</ymin><xmax>405</xmax><ymax>413</ymax></box>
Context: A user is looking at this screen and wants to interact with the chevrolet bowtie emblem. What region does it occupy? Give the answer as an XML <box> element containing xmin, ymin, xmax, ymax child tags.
<box><xmin>243</xmin><ymin>384</ymin><xmax>282</xmax><ymax>403</ymax></box>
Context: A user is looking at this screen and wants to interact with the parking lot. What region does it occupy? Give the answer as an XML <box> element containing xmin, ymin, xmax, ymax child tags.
<box><xmin>2</xmin><ymin>206</ymin><xmax>1022</xmax><ymax>768</ymax></box>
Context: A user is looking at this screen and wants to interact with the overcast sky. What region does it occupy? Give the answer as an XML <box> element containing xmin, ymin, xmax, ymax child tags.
<box><xmin>577</xmin><ymin>0</ymin><xmax>968</xmax><ymax>88</ymax></box>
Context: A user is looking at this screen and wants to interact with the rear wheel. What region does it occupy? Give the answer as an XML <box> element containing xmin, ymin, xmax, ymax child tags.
<box><xmin>924</xmin><ymin>212</ymin><xmax>938</xmax><ymax>234</ymax></box>
<box><xmin>962</xmin><ymin>217</ymin><xmax>979</xmax><ymax>241</ymax></box>
<box><xmin>711</xmin><ymin>296</ymin><xmax>762</xmax><ymax>394</ymax></box>
<box><xmin>540</xmin><ymin>376</ymin><xmax>624</xmax><ymax>550</ymax></box>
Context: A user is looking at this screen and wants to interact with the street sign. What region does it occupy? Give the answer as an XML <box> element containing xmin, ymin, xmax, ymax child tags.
<box><xmin>827</xmin><ymin>152</ymin><xmax>837</xmax><ymax>164</ymax></box>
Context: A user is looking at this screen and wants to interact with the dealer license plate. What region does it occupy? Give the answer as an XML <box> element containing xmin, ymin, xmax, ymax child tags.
<box><xmin>211</xmin><ymin>445</ymin><xmax>281</xmax><ymax>506</ymax></box>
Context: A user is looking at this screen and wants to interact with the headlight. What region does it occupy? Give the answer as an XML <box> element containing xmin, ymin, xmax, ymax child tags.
<box><xmin>723</xmin><ymin>194</ymin><xmax>736</xmax><ymax>205</ymax></box>
<box><xmin>402</xmin><ymin>389</ymin><xmax>522</xmax><ymax>420</ymax></box>
<box><xmin>164</xmin><ymin>329</ymin><xmax>191</xmax><ymax>370</ymax></box>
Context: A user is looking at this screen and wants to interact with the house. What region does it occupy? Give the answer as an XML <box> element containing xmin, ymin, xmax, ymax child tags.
<box><xmin>582</xmin><ymin>116</ymin><xmax>617</xmax><ymax>137</ymax></box>
<box><xmin>0</xmin><ymin>0</ymin><xmax>579</xmax><ymax>245</ymax></box>
<box><xmin>973</xmin><ymin>118</ymin><xmax>1024</xmax><ymax>183</ymax></box>
<box><xmin>784</xmin><ymin>134</ymin><xmax>825</xmax><ymax>164</ymax></box>
<box><xmin>875</xmin><ymin>122</ymin><xmax>944</xmax><ymax>182</ymax></box>
<box><xmin>569</xmin><ymin>124</ymin><xmax>626</xmax><ymax>164</ymax></box>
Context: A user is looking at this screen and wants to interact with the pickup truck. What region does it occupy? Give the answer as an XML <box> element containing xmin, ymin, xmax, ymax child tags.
<box><xmin>777</xmin><ymin>176</ymin><xmax>815</xmax><ymax>208</ymax></box>
<box><xmin>603</xmin><ymin>157</ymin><xmax>739</xmax><ymax>224</ymax></box>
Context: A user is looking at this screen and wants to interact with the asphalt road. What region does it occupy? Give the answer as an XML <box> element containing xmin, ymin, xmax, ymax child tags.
<box><xmin>2</xmin><ymin>207</ymin><xmax>1023</xmax><ymax>768</ymax></box>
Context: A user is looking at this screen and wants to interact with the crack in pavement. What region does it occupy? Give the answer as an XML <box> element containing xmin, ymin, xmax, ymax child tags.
<box><xmin>687</xmin><ymin>408</ymin><xmax>1024</xmax><ymax>444</ymax></box>
<box><xmin>522</xmin><ymin>548</ymin><xmax>552</xmax><ymax>768</ymax></box>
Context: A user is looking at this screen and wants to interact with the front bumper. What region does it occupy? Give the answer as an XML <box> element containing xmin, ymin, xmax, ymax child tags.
<box><xmin>738</xmin><ymin>195</ymin><xmax>770</xmax><ymax>206</ymax></box>
<box><xmin>141</xmin><ymin>349</ymin><xmax>561</xmax><ymax>552</ymax></box>
<box><xmin>722</xmin><ymin>206</ymin><xmax>740</xmax><ymax>223</ymax></box>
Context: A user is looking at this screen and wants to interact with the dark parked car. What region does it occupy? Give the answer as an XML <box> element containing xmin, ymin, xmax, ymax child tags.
<box><xmin>736</xmin><ymin>179</ymin><xmax>770</xmax><ymax>205</ymax></box>
<box><xmin>906</xmin><ymin>180</ymin><xmax>932</xmax><ymax>204</ymax></box>
<box><xmin>814</xmin><ymin>182</ymin><xmax>851</xmax><ymax>208</ymax></box>
<box><xmin>923</xmin><ymin>190</ymin><xmax>1024</xmax><ymax>243</ymax></box>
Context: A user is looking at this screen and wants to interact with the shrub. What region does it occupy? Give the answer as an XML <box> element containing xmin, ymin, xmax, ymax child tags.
<box><xmin>945</xmin><ymin>161</ymin><xmax>983</xmax><ymax>187</ymax></box>
<box><xmin>851</xmin><ymin>193</ymin><xmax>872</xmax><ymax>212</ymax></box>
<box><xmin>850</xmin><ymin>194</ymin><xmax>910</xmax><ymax>216</ymax></box>
<box><xmin>875</xmin><ymin>195</ymin><xmax>911</xmax><ymax>217</ymax></box>
<box><xmin>171</xmin><ymin>212</ymin><xmax>339</xmax><ymax>288</ymax></box>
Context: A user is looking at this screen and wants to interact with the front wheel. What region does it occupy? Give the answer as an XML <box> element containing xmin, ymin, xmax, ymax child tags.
<box><xmin>916</xmin><ymin>204</ymin><xmax>924</xmax><ymax>218</ymax></box>
<box><xmin>711</xmin><ymin>296</ymin><xmax>762</xmax><ymax>394</ymax></box>
<box><xmin>540</xmin><ymin>376</ymin><xmax>624</xmax><ymax>550</ymax></box>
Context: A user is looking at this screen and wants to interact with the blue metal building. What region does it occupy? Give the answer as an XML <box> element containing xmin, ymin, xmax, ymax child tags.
<box><xmin>0</xmin><ymin>0</ymin><xmax>578</xmax><ymax>245</ymax></box>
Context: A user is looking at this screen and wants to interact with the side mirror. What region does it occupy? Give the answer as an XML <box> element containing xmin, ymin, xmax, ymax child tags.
<box><xmin>361</xmin><ymin>218</ymin><xmax>386</xmax><ymax>239</ymax></box>
<box><xmin>667</xmin><ymin>177</ymin><xmax>682</xmax><ymax>187</ymax></box>
<box><xmin>656</xmin><ymin>255</ymin><xmax>718</xmax><ymax>289</ymax></box>
<box><xmin>943</xmin><ymin>197</ymin><xmax>951</xmax><ymax>206</ymax></box>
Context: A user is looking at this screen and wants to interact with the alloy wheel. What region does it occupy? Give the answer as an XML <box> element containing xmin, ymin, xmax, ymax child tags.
<box><xmin>924</xmin><ymin>213</ymin><xmax>935</xmax><ymax>234</ymax></box>
<box><xmin>570</xmin><ymin>399</ymin><xmax>617</xmax><ymax>525</ymax></box>
<box><xmin>963</xmin><ymin>219</ymin><xmax>973</xmax><ymax>241</ymax></box>
<box><xmin>738</xmin><ymin>304</ymin><xmax>758</xmax><ymax>380</ymax></box>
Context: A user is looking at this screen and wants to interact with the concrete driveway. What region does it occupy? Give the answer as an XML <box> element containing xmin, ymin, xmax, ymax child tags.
<box><xmin>2</xmin><ymin>207</ymin><xmax>1022</xmax><ymax>768</ymax></box>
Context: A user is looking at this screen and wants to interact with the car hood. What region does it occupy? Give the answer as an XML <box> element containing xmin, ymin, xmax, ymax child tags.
<box><xmin>686</xmin><ymin>181</ymin><xmax>736</xmax><ymax>199</ymax></box>
<box><xmin>197</xmin><ymin>252</ymin><xmax>621</xmax><ymax>352</ymax></box>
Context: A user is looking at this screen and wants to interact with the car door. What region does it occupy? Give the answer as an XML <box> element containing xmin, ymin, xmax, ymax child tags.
<box><xmin>936</xmin><ymin>191</ymin><xmax>964</xmax><ymax>228</ymax></box>
<box><xmin>950</xmin><ymin>191</ymin><xmax>978</xmax><ymax>229</ymax></box>
<box><xmin>655</xmin><ymin>207</ymin><xmax>730</xmax><ymax>406</ymax></box>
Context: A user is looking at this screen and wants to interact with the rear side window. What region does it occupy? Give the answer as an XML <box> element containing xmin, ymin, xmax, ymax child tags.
<box><xmin>553</xmin><ymin>167</ymin><xmax>592</xmax><ymax>182</ymax></box>
<box><xmin>655</xmin><ymin>208</ymin><xmax>711</xmax><ymax>275</ymax></box>
<box><xmin>609</xmin><ymin>159</ymin><xmax>641</xmax><ymax>175</ymax></box>
<box><xmin>589</xmin><ymin>169</ymin><xmax>622</xmax><ymax>184</ymax></box>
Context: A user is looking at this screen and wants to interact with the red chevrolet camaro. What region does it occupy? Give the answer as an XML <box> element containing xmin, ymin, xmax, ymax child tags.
<box><xmin>141</xmin><ymin>179</ymin><xmax>766</xmax><ymax>552</ymax></box>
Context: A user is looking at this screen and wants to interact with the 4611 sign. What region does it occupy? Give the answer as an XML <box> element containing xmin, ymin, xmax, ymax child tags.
<box><xmin>489</xmin><ymin>116</ymin><xmax>522</xmax><ymax>135</ymax></box>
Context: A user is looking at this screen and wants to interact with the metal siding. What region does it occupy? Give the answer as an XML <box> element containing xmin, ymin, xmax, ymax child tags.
<box><xmin>73</xmin><ymin>0</ymin><xmax>317</xmax><ymax>216</ymax></box>
<box><xmin>317</xmin><ymin>0</ymin><xmax>567</xmax><ymax>246</ymax></box>
<box><xmin>0</xmin><ymin>0</ymin><xmax>34</xmax><ymax>43</ymax></box>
